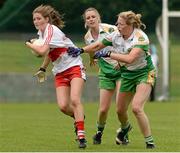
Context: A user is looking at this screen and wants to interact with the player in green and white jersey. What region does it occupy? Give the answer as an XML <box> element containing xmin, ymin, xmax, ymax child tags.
<box><xmin>82</xmin><ymin>7</ymin><xmax>121</xmax><ymax>145</ymax></box>
<box><xmin>68</xmin><ymin>10</ymin><xmax>156</xmax><ymax>149</ymax></box>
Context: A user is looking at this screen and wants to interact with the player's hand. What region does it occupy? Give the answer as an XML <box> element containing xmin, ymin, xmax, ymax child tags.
<box><xmin>67</xmin><ymin>47</ymin><xmax>84</xmax><ymax>57</ymax></box>
<box><xmin>25</xmin><ymin>38</ymin><xmax>36</xmax><ymax>46</ymax></box>
<box><xmin>25</xmin><ymin>41</ymin><xmax>31</xmax><ymax>46</ymax></box>
<box><xmin>93</xmin><ymin>51</ymin><xmax>112</xmax><ymax>59</ymax></box>
<box><xmin>34</xmin><ymin>67</ymin><xmax>47</xmax><ymax>83</ymax></box>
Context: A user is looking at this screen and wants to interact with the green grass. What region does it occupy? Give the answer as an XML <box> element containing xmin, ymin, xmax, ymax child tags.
<box><xmin>0</xmin><ymin>38</ymin><xmax>180</xmax><ymax>151</ymax></box>
<box><xmin>0</xmin><ymin>40</ymin><xmax>98</xmax><ymax>74</ymax></box>
<box><xmin>0</xmin><ymin>40</ymin><xmax>42</xmax><ymax>73</ymax></box>
<box><xmin>0</xmin><ymin>102</ymin><xmax>180</xmax><ymax>152</ymax></box>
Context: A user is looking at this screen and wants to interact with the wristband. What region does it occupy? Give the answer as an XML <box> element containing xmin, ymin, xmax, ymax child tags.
<box><xmin>39</xmin><ymin>67</ymin><xmax>46</xmax><ymax>72</ymax></box>
<box><xmin>81</xmin><ymin>48</ymin><xmax>85</xmax><ymax>54</ymax></box>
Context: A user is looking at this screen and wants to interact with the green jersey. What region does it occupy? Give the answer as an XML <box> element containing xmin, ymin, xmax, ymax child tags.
<box><xmin>84</xmin><ymin>23</ymin><xmax>121</xmax><ymax>75</ymax></box>
<box><xmin>102</xmin><ymin>28</ymin><xmax>155</xmax><ymax>79</ymax></box>
<box><xmin>84</xmin><ymin>23</ymin><xmax>121</xmax><ymax>89</ymax></box>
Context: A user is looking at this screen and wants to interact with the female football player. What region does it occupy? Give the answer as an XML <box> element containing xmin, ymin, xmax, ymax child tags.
<box><xmin>25</xmin><ymin>4</ymin><xmax>87</xmax><ymax>148</ymax></box>
<box><xmin>82</xmin><ymin>7</ymin><xmax>121</xmax><ymax>145</ymax></box>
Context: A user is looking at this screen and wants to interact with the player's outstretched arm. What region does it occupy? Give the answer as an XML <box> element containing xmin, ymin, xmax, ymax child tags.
<box><xmin>67</xmin><ymin>41</ymin><xmax>106</xmax><ymax>57</ymax></box>
<box><xmin>82</xmin><ymin>41</ymin><xmax>106</xmax><ymax>53</ymax></box>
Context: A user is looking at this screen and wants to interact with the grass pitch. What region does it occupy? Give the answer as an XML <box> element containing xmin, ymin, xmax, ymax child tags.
<box><xmin>0</xmin><ymin>38</ymin><xmax>180</xmax><ymax>152</ymax></box>
<box><xmin>0</xmin><ymin>101</ymin><xmax>180</xmax><ymax>152</ymax></box>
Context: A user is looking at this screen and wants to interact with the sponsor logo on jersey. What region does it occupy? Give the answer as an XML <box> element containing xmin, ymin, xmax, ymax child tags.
<box><xmin>138</xmin><ymin>36</ymin><xmax>145</xmax><ymax>41</ymax></box>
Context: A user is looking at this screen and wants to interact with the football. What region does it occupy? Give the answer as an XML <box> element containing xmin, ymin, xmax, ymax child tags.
<box><xmin>31</xmin><ymin>39</ymin><xmax>44</xmax><ymax>57</ymax></box>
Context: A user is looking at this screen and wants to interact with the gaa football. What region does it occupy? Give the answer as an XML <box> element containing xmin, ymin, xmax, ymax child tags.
<box><xmin>31</xmin><ymin>39</ymin><xmax>44</xmax><ymax>57</ymax></box>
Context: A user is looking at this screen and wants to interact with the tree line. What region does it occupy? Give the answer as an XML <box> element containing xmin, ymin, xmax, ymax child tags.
<box><xmin>0</xmin><ymin>0</ymin><xmax>179</xmax><ymax>34</ymax></box>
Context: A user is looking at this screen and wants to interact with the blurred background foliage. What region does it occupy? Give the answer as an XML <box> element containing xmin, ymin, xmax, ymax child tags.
<box><xmin>0</xmin><ymin>0</ymin><xmax>180</xmax><ymax>36</ymax></box>
<box><xmin>0</xmin><ymin>0</ymin><xmax>171</xmax><ymax>33</ymax></box>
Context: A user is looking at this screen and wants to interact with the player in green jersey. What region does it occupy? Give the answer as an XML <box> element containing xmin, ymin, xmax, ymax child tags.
<box><xmin>82</xmin><ymin>7</ymin><xmax>121</xmax><ymax>144</ymax></box>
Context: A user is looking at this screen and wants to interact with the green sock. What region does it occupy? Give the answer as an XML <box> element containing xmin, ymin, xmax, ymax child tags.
<box><xmin>121</xmin><ymin>122</ymin><xmax>130</xmax><ymax>130</ymax></box>
<box><xmin>145</xmin><ymin>135</ymin><xmax>154</xmax><ymax>144</ymax></box>
<box><xmin>97</xmin><ymin>122</ymin><xmax>105</xmax><ymax>133</ymax></box>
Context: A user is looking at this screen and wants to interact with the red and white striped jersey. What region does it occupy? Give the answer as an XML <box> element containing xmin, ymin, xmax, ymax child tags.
<box><xmin>37</xmin><ymin>23</ymin><xmax>84</xmax><ymax>75</ymax></box>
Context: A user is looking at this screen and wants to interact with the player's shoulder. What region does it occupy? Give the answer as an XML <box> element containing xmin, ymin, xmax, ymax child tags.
<box><xmin>100</xmin><ymin>23</ymin><xmax>116</xmax><ymax>28</ymax></box>
<box><xmin>84</xmin><ymin>30</ymin><xmax>91</xmax><ymax>41</ymax></box>
<box><xmin>134</xmin><ymin>28</ymin><xmax>148</xmax><ymax>39</ymax></box>
<box><xmin>133</xmin><ymin>28</ymin><xmax>149</xmax><ymax>43</ymax></box>
<box><xmin>51</xmin><ymin>24</ymin><xmax>62</xmax><ymax>32</ymax></box>
<box><xmin>48</xmin><ymin>24</ymin><xmax>63</xmax><ymax>34</ymax></box>
<box><xmin>100</xmin><ymin>23</ymin><xmax>117</xmax><ymax>33</ymax></box>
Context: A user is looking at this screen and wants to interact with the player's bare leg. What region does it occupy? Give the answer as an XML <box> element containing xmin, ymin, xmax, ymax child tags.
<box><xmin>56</xmin><ymin>86</ymin><xmax>74</xmax><ymax>117</ymax></box>
<box><xmin>93</xmin><ymin>89</ymin><xmax>114</xmax><ymax>144</ymax></box>
<box><xmin>132</xmin><ymin>83</ymin><xmax>155</xmax><ymax>149</ymax></box>
<box><xmin>70</xmin><ymin>78</ymin><xmax>87</xmax><ymax>148</ymax></box>
<box><xmin>116</xmin><ymin>92</ymin><xmax>133</xmax><ymax>145</ymax></box>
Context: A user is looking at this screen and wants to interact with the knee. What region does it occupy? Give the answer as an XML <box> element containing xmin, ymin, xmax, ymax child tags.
<box><xmin>59</xmin><ymin>103</ymin><xmax>69</xmax><ymax>113</ymax></box>
<box><xmin>116</xmin><ymin>107</ymin><xmax>126</xmax><ymax>116</ymax></box>
<box><xmin>132</xmin><ymin>105</ymin><xmax>143</xmax><ymax>116</ymax></box>
<box><xmin>71</xmin><ymin>98</ymin><xmax>81</xmax><ymax>108</ymax></box>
